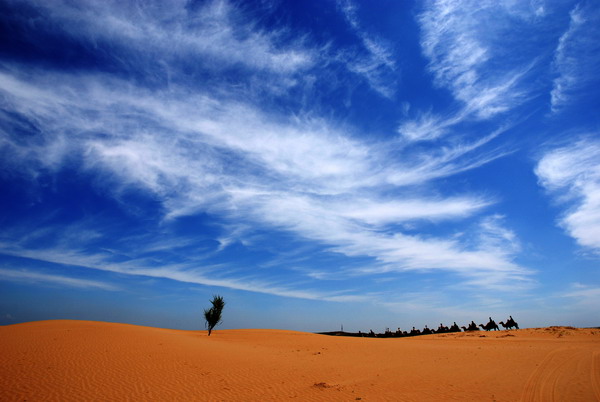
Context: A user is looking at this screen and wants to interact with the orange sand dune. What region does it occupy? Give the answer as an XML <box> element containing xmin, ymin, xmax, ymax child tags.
<box><xmin>1</xmin><ymin>320</ymin><xmax>599</xmax><ymax>401</ymax></box>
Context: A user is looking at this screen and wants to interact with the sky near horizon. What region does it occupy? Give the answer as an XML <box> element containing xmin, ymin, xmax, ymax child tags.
<box><xmin>1</xmin><ymin>0</ymin><xmax>599</xmax><ymax>332</ymax></box>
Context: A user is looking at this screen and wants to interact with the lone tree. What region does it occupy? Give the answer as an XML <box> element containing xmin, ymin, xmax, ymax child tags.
<box><xmin>204</xmin><ymin>295</ymin><xmax>225</xmax><ymax>336</ymax></box>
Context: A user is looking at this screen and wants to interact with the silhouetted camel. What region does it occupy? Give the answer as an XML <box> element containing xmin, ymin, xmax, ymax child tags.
<box><xmin>479</xmin><ymin>317</ymin><xmax>499</xmax><ymax>331</ymax></box>
<box><xmin>422</xmin><ymin>325</ymin><xmax>433</xmax><ymax>335</ymax></box>
<box><xmin>449</xmin><ymin>322</ymin><xmax>461</xmax><ymax>332</ymax></box>
<box><xmin>461</xmin><ymin>321</ymin><xmax>479</xmax><ymax>331</ymax></box>
<box><xmin>479</xmin><ymin>322</ymin><xmax>499</xmax><ymax>331</ymax></box>
<box><xmin>499</xmin><ymin>316</ymin><xmax>519</xmax><ymax>330</ymax></box>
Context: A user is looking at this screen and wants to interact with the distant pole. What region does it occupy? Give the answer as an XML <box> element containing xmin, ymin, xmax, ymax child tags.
<box><xmin>341</xmin><ymin>324</ymin><xmax>343</xmax><ymax>332</ymax></box>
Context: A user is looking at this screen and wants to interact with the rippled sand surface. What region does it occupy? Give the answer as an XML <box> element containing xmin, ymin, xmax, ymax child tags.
<box><xmin>1</xmin><ymin>320</ymin><xmax>599</xmax><ymax>401</ymax></box>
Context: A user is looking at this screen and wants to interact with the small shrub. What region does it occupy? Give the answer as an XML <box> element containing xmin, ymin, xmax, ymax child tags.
<box><xmin>204</xmin><ymin>295</ymin><xmax>225</xmax><ymax>336</ymax></box>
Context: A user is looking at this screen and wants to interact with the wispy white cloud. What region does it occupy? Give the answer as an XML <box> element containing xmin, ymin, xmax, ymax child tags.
<box><xmin>402</xmin><ymin>0</ymin><xmax>539</xmax><ymax>143</ymax></box>
<box><xmin>227</xmin><ymin>191</ymin><xmax>527</xmax><ymax>286</ymax></box>
<box><xmin>0</xmin><ymin>239</ymin><xmax>366</xmax><ymax>302</ymax></box>
<box><xmin>0</xmin><ymin>66</ymin><xmax>498</xmax><ymax>193</ymax></box>
<box><xmin>0</xmin><ymin>0</ymin><xmax>533</xmax><ymax>297</ymax></box>
<box><xmin>0</xmin><ymin>66</ymin><xmax>529</xmax><ymax>289</ymax></box>
<box><xmin>20</xmin><ymin>0</ymin><xmax>315</xmax><ymax>75</ymax></box>
<box><xmin>476</xmin><ymin>215</ymin><xmax>521</xmax><ymax>254</ymax></box>
<box><xmin>337</xmin><ymin>0</ymin><xmax>397</xmax><ymax>98</ymax></box>
<box><xmin>418</xmin><ymin>1</ymin><xmax>532</xmax><ymax>117</ymax></box>
<box><xmin>550</xmin><ymin>2</ymin><xmax>600</xmax><ymax>112</ymax></box>
<box><xmin>336</xmin><ymin>196</ymin><xmax>491</xmax><ymax>225</ymax></box>
<box><xmin>535</xmin><ymin>137</ymin><xmax>600</xmax><ymax>252</ymax></box>
<box><xmin>561</xmin><ymin>282</ymin><xmax>600</xmax><ymax>307</ymax></box>
<box><xmin>0</xmin><ymin>268</ymin><xmax>118</xmax><ymax>290</ymax></box>
<box><xmin>397</xmin><ymin>110</ymin><xmax>467</xmax><ymax>142</ymax></box>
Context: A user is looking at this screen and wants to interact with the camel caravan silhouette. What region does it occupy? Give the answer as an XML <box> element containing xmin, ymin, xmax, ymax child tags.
<box><xmin>319</xmin><ymin>316</ymin><xmax>519</xmax><ymax>338</ymax></box>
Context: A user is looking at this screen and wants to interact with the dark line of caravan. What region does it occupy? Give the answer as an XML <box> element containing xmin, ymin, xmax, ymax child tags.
<box><xmin>318</xmin><ymin>316</ymin><xmax>519</xmax><ymax>338</ymax></box>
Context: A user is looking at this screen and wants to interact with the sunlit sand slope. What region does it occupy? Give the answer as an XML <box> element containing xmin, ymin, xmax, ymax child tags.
<box><xmin>1</xmin><ymin>320</ymin><xmax>599</xmax><ymax>401</ymax></box>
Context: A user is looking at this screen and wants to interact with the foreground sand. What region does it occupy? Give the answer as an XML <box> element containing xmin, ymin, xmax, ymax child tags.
<box><xmin>0</xmin><ymin>320</ymin><xmax>598</xmax><ymax>401</ymax></box>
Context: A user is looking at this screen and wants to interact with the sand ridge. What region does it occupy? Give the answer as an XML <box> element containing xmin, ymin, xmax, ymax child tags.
<box><xmin>0</xmin><ymin>320</ymin><xmax>599</xmax><ymax>401</ymax></box>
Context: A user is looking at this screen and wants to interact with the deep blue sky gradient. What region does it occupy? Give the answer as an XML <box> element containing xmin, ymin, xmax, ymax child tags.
<box><xmin>1</xmin><ymin>0</ymin><xmax>599</xmax><ymax>331</ymax></box>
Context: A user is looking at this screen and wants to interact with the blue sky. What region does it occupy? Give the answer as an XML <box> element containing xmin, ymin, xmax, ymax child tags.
<box><xmin>1</xmin><ymin>0</ymin><xmax>599</xmax><ymax>331</ymax></box>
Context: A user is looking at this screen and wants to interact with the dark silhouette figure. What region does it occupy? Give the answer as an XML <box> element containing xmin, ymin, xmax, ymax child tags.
<box><xmin>449</xmin><ymin>322</ymin><xmax>461</xmax><ymax>332</ymax></box>
<box><xmin>461</xmin><ymin>321</ymin><xmax>479</xmax><ymax>331</ymax></box>
<box><xmin>410</xmin><ymin>326</ymin><xmax>421</xmax><ymax>336</ymax></box>
<box><xmin>499</xmin><ymin>316</ymin><xmax>519</xmax><ymax>330</ymax></box>
<box><xmin>422</xmin><ymin>325</ymin><xmax>433</xmax><ymax>335</ymax></box>
<box><xmin>510</xmin><ymin>315</ymin><xmax>519</xmax><ymax>329</ymax></box>
<box><xmin>479</xmin><ymin>317</ymin><xmax>499</xmax><ymax>331</ymax></box>
<box><xmin>204</xmin><ymin>295</ymin><xmax>225</xmax><ymax>336</ymax></box>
